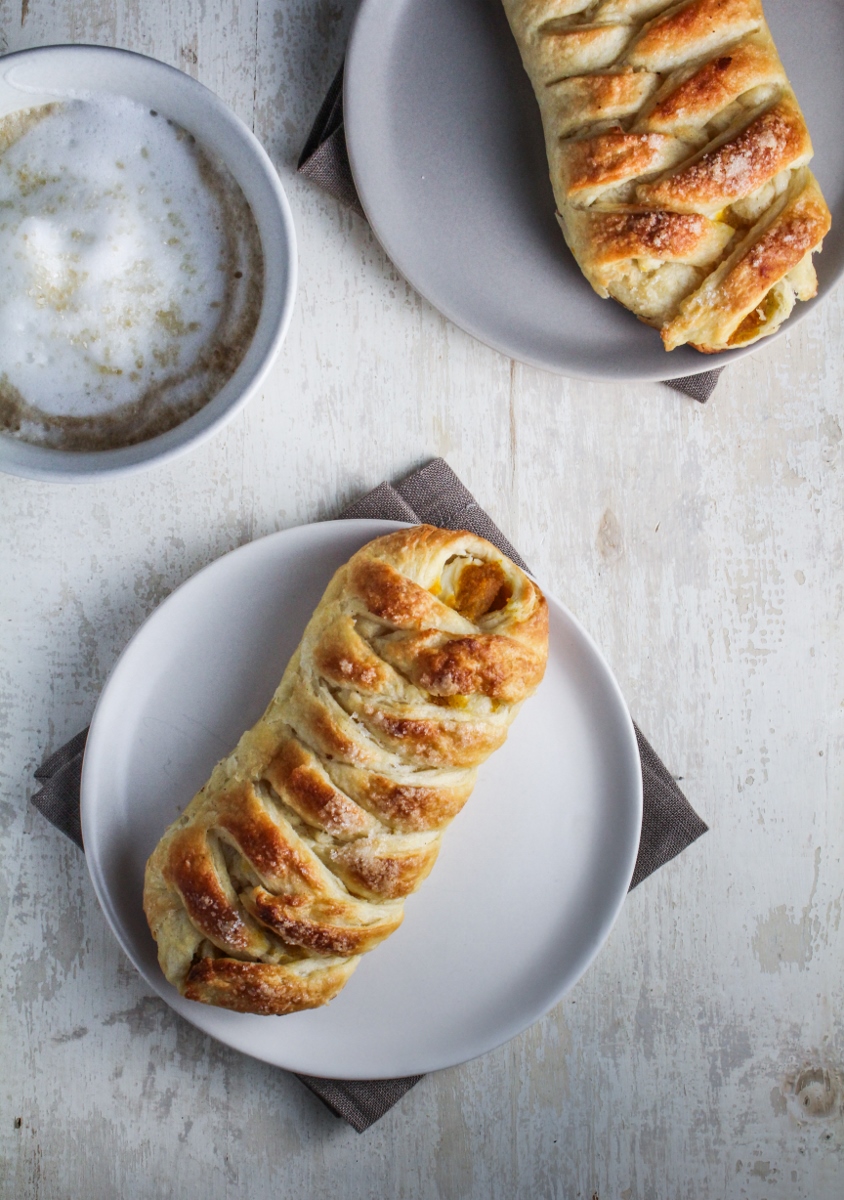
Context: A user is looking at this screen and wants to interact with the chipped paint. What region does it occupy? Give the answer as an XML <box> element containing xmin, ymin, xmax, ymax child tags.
<box><xmin>752</xmin><ymin>847</ymin><xmax>823</xmax><ymax>972</ymax></box>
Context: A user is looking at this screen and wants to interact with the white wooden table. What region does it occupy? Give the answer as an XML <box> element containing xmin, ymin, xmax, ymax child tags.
<box><xmin>1</xmin><ymin>2</ymin><xmax>842</xmax><ymax>1196</ymax></box>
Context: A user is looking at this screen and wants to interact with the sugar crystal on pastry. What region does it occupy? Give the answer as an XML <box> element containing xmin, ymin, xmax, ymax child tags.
<box><xmin>501</xmin><ymin>0</ymin><xmax>831</xmax><ymax>352</ymax></box>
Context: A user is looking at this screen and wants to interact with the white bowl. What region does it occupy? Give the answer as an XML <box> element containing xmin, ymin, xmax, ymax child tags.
<box><xmin>0</xmin><ymin>45</ymin><xmax>297</xmax><ymax>482</ymax></box>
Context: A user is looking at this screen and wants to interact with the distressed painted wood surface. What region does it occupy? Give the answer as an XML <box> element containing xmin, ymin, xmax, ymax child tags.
<box><xmin>0</xmin><ymin>1</ymin><xmax>842</xmax><ymax>1196</ymax></box>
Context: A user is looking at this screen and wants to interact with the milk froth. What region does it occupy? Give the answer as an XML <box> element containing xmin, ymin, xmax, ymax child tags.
<box><xmin>0</xmin><ymin>95</ymin><xmax>263</xmax><ymax>450</ymax></box>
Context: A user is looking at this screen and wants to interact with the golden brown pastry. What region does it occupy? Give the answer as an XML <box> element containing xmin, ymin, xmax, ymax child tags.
<box><xmin>143</xmin><ymin>525</ymin><xmax>549</xmax><ymax>1015</ymax></box>
<box><xmin>501</xmin><ymin>0</ymin><xmax>831</xmax><ymax>352</ymax></box>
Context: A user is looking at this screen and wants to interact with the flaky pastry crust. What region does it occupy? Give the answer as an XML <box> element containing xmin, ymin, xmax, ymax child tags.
<box><xmin>143</xmin><ymin>526</ymin><xmax>549</xmax><ymax>1015</ymax></box>
<box><xmin>502</xmin><ymin>0</ymin><xmax>831</xmax><ymax>352</ymax></box>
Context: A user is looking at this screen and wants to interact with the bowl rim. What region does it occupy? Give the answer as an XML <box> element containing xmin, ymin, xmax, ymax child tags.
<box><xmin>0</xmin><ymin>43</ymin><xmax>298</xmax><ymax>483</ymax></box>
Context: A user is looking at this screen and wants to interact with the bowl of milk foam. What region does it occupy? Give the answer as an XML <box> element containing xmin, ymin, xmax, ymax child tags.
<box><xmin>0</xmin><ymin>45</ymin><xmax>296</xmax><ymax>480</ymax></box>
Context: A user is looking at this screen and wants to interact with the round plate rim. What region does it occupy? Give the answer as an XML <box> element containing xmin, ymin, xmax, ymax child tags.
<box><xmin>80</xmin><ymin>518</ymin><xmax>643</xmax><ymax>1078</ymax></box>
<box><xmin>344</xmin><ymin>0</ymin><xmax>842</xmax><ymax>383</ymax></box>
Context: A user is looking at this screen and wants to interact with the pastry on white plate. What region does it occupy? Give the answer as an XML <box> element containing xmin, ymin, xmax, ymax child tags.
<box><xmin>144</xmin><ymin>526</ymin><xmax>548</xmax><ymax>1014</ymax></box>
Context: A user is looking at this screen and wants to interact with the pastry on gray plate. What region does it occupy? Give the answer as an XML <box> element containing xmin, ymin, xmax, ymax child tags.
<box><xmin>502</xmin><ymin>0</ymin><xmax>831</xmax><ymax>352</ymax></box>
<box><xmin>144</xmin><ymin>525</ymin><xmax>548</xmax><ymax>1015</ymax></box>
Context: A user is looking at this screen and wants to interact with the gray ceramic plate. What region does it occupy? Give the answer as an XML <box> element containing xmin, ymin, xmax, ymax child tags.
<box><xmin>345</xmin><ymin>0</ymin><xmax>844</xmax><ymax>381</ymax></box>
<box><xmin>82</xmin><ymin>520</ymin><xmax>641</xmax><ymax>1078</ymax></box>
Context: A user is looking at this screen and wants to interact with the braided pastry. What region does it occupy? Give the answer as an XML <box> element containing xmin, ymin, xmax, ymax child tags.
<box><xmin>143</xmin><ymin>525</ymin><xmax>548</xmax><ymax>1015</ymax></box>
<box><xmin>501</xmin><ymin>0</ymin><xmax>831</xmax><ymax>352</ymax></box>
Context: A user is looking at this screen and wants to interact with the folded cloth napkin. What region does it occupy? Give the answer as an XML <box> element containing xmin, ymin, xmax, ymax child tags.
<box><xmin>31</xmin><ymin>458</ymin><xmax>707</xmax><ymax>1131</ymax></box>
<box><xmin>298</xmin><ymin>65</ymin><xmax>724</xmax><ymax>405</ymax></box>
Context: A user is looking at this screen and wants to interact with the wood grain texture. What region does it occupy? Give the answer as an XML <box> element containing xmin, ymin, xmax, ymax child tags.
<box><xmin>0</xmin><ymin>1</ymin><xmax>842</xmax><ymax>1197</ymax></box>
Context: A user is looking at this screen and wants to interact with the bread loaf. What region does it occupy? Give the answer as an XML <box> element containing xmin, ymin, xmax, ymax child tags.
<box><xmin>143</xmin><ymin>526</ymin><xmax>549</xmax><ymax>1015</ymax></box>
<box><xmin>501</xmin><ymin>0</ymin><xmax>831</xmax><ymax>352</ymax></box>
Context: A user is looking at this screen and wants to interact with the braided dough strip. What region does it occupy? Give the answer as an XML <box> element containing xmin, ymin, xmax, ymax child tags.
<box><xmin>143</xmin><ymin>526</ymin><xmax>549</xmax><ymax>1015</ymax></box>
<box><xmin>502</xmin><ymin>0</ymin><xmax>831</xmax><ymax>352</ymax></box>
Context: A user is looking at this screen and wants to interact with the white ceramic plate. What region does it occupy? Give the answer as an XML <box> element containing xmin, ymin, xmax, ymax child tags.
<box><xmin>81</xmin><ymin>520</ymin><xmax>642</xmax><ymax>1079</ymax></box>
<box><xmin>345</xmin><ymin>0</ymin><xmax>844</xmax><ymax>382</ymax></box>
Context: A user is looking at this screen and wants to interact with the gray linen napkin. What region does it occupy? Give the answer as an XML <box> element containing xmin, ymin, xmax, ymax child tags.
<box><xmin>298</xmin><ymin>64</ymin><xmax>724</xmax><ymax>404</ymax></box>
<box><xmin>31</xmin><ymin>458</ymin><xmax>707</xmax><ymax>1130</ymax></box>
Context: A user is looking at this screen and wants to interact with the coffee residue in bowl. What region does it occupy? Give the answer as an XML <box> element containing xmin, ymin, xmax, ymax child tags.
<box><xmin>0</xmin><ymin>96</ymin><xmax>264</xmax><ymax>452</ymax></box>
